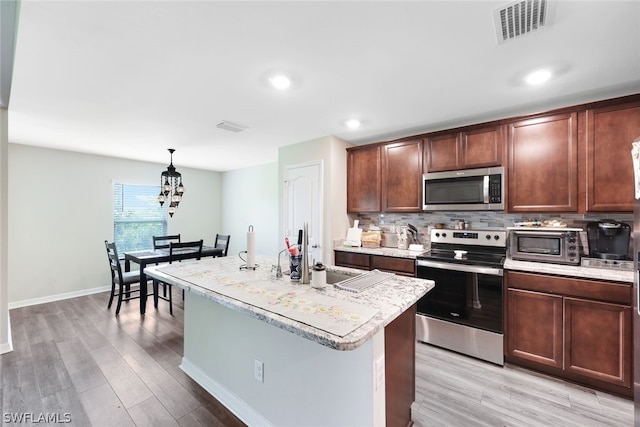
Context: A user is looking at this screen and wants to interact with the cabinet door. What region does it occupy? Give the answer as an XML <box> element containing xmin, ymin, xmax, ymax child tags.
<box><xmin>347</xmin><ymin>146</ymin><xmax>381</xmax><ymax>213</ymax></box>
<box><xmin>461</xmin><ymin>125</ymin><xmax>504</xmax><ymax>169</ymax></box>
<box><xmin>334</xmin><ymin>251</ymin><xmax>371</xmax><ymax>270</ymax></box>
<box><xmin>564</xmin><ymin>297</ymin><xmax>632</xmax><ymax>388</ymax></box>
<box><xmin>508</xmin><ymin>113</ymin><xmax>578</xmax><ymax>212</ymax></box>
<box><xmin>424</xmin><ymin>132</ymin><xmax>460</xmax><ymax>172</ymax></box>
<box><xmin>506</xmin><ymin>288</ymin><xmax>563</xmax><ymax>368</ymax></box>
<box><xmin>371</xmin><ymin>255</ymin><xmax>416</xmax><ymax>276</ymax></box>
<box><xmin>584</xmin><ymin>102</ymin><xmax>640</xmax><ymax>212</ymax></box>
<box><xmin>382</xmin><ymin>140</ymin><xmax>423</xmax><ymax>212</ymax></box>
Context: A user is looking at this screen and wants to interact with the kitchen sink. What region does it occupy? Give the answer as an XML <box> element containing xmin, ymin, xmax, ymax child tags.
<box><xmin>325</xmin><ymin>269</ymin><xmax>360</xmax><ymax>285</ymax></box>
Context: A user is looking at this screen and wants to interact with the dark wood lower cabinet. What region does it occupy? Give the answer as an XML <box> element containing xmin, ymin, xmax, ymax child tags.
<box><xmin>371</xmin><ymin>255</ymin><xmax>415</xmax><ymax>276</ymax></box>
<box><xmin>507</xmin><ymin>288</ymin><xmax>563</xmax><ymax>369</ymax></box>
<box><xmin>564</xmin><ymin>297</ymin><xmax>632</xmax><ymax>388</ymax></box>
<box><xmin>334</xmin><ymin>250</ymin><xmax>416</xmax><ymax>276</ymax></box>
<box><xmin>333</xmin><ymin>251</ymin><xmax>371</xmax><ymax>270</ymax></box>
<box><xmin>505</xmin><ymin>271</ymin><xmax>633</xmax><ymax>397</ymax></box>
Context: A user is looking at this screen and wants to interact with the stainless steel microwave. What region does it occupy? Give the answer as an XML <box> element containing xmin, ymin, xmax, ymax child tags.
<box><xmin>422</xmin><ymin>166</ymin><xmax>504</xmax><ymax>211</ymax></box>
<box><xmin>508</xmin><ymin>228</ymin><xmax>582</xmax><ymax>265</ymax></box>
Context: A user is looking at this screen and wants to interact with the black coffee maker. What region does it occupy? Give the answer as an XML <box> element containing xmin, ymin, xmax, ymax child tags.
<box><xmin>586</xmin><ymin>220</ymin><xmax>631</xmax><ymax>260</ymax></box>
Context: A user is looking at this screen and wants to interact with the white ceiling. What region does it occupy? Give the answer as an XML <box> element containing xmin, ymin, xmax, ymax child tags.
<box><xmin>8</xmin><ymin>0</ymin><xmax>640</xmax><ymax>172</ymax></box>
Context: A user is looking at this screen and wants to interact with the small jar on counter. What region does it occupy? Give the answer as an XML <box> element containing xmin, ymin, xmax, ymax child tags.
<box><xmin>311</xmin><ymin>262</ymin><xmax>327</xmax><ymax>289</ymax></box>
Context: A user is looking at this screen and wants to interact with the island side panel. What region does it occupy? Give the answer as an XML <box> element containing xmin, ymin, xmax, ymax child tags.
<box><xmin>181</xmin><ymin>291</ymin><xmax>385</xmax><ymax>427</ymax></box>
<box><xmin>385</xmin><ymin>303</ymin><xmax>417</xmax><ymax>427</ymax></box>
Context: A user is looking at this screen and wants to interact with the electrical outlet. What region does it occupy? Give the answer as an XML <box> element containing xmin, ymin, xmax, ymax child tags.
<box><xmin>254</xmin><ymin>359</ymin><xmax>264</xmax><ymax>383</ymax></box>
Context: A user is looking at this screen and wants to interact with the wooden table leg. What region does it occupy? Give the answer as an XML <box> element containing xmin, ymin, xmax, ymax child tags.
<box><xmin>124</xmin><ymin>259</ymin><xmax>132</xmax><ymax>299</ymax></box>
<box><xmin>139</xmin><ymin>261</ymin><xmax>147</xmax><ymax>314</ymax></box>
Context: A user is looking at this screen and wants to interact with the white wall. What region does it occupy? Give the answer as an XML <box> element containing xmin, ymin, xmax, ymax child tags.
<box><xmin>182</xmin><ymin>291</ymin><xmax>383</xmax><ymax>426</ymax></box>
<box><xmin>6</xmin><ymin>137</ymin><xmax>347</xmax><ymax>307</ymax></box>
<box><xmin>221</xmin><ymin>162</ymin><xmax>279</xmax><ymax>261</ymax></box>
<box><xmin>278</xmin><ymin>136</ymin><xmax>353</xmax><ymax>264</ymax></box>
<box><xmin>1</xmin><ymin>109</ymin><xmax>9</xmax><ymax>353</ymax></box>
<box><xmin>8</xmin><ymin>145</ymin><xmax>222</xmax><ymax>305</ymax></box>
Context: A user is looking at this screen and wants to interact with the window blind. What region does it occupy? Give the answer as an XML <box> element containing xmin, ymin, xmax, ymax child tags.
<box><xmin>113</xmin><ymin>183</ymin><xmax>167</xmax><ymax>252</ymax></box>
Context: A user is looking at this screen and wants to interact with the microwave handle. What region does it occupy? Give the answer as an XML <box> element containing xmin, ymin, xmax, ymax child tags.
<box><xmin>483</xmin><ymin>175</ymin><xmax>489</xmax><ymax>204</ymax></box>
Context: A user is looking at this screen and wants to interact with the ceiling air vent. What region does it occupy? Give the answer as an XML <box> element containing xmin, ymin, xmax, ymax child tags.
<box><xmin>216</xmin><ymin>121</ymin><xmax>248</xmax><ymax>133</ymax></box>
<box><xmin>494</xmin><ymin>0</ymin><xmax>550</xmax><ymax>44</ymax></box>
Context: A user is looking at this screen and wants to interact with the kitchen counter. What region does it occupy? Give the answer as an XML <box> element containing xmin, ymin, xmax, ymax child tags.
<box><xmin>336</xmin><ymin>243</ymin><xmax>633</xmax><ymax>284</ymax></box>
<box><xmin>334</xmin><ymin>243</ymin><xmax>426</xmax><ymax>259</ymax></box>
<box><xmin>145</xmin><ymin>254</ymin><xmax>433</xmax><ymax>351</ymax></box>
<box><xmin>144</xmin><ymin>255</ymin><xmax>434</xmax><ymax>426</ymax></box>
<box><xmin>504</xmin><ymin>258</ymin><xmax>633</xmax><ymax>283</ymax></box>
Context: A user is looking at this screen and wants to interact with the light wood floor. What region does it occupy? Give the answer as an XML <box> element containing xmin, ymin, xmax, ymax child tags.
<box><xmin>1</xmin><ymin>290</ymin><xmax>244</xmax><ymax>427</ymax></box>
<box><xmin>414</xmin><ymin>342</ymin><xmax>634</xmax><ymax>426</ymax></box>
<box><xmin>1</xmin><ymin>291</ymin><xmax>634</xmax><ymax>426</ymax></box>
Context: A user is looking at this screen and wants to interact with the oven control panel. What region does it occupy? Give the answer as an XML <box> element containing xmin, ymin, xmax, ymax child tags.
<box><xmin>430</xmin><ymin>229</ymin><xmax>506</xmax><ymax>248</ymax></box>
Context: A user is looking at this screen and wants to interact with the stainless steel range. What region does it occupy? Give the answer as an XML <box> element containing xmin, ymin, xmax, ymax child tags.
<box><xmin>416</xmin><ymin>228</ymin><xmax>507</xmax><ymax>365</ymax></box>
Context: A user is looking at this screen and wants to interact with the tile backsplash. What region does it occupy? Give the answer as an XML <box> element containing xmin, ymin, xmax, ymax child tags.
<box><xmin>355</xmin><ymin>211</ymin><xmax>633</xmax><ymax>249</ymax></box>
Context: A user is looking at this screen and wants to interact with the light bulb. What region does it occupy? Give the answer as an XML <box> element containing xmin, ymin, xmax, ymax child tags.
<box><xmin>524</xmin><ymin>69</ymin><xmax>552</xmax><ymax>85</ymax></box>
<box><xmin>269</xmin><ymin>74</ymin><xmax>291</xmax><ymax>90</ymax></box>
<box><xmin>345</xmin><ymin>119</ymin><xmax>361</xmax><ymax>129</ymax></box>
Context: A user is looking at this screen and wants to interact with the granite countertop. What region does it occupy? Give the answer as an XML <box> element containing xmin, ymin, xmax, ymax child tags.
<box><xmin>144</xmin><ymin>255</ymin><xmax>434</xmax><ymax>351</ymax></box>
<box><xmin>335</xmin><ymin>243</ymin><xmax>633</xmax><ymax>284</ymax></box>
<box><xmin>504</xmin><ymin>258</ymin><xmax>633</xmax><ymax>284</ymax></box>
<box><xmin>334</xmin><ymin>244</ymin><xmax>426</xmax><ymax>259</ymax></box>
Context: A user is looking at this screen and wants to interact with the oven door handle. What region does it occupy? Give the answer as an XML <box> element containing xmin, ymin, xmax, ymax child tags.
<box><xmin>416</xmin><ymin>259</ymin><xmax>503</xmax><ymax>276</ymax></box>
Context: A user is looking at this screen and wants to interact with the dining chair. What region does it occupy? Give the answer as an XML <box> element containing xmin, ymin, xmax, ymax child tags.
<box><xmin>153</xmin><ymin>234</ymin><xmax>181</xmax><ymax>250</ymax></box>
<box><xmin>214</xmin><ymin>234</ymin><xmax>230</xmax><ymax>257</ymax></box>
<box><xmin>105</xmin><ymin>240</ymin><xmax>146</xmax><ymax>315</ymax></box>
<box><xmin>153</xmin><ymin>239</ymin><xmax>203</xmax><ymax>315</ymax></box>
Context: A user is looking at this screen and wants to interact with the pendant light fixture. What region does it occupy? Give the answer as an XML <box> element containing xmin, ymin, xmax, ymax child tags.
<box><xmin>157</xmin><ymin>148</ymin><xmax>184</xmax><ymax>217</ymax></box>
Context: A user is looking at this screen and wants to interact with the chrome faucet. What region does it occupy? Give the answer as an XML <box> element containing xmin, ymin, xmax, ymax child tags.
<box><xmin>274</xmin><ymin>248</ymin><xmax>288</xmax><ymax>278</ymax></box>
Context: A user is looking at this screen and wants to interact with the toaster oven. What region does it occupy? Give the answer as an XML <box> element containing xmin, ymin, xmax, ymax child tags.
<box><xmin>508</xmin><ymin>228</ymin><xmax>582</xmax><ymax>265</ymax></box>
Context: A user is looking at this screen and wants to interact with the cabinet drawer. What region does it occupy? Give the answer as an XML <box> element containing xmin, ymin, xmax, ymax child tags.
<box><xmin>506</xmin><ymin>271</ymin><xmax>631</xmax><ymax>305</ymax></box>
<box><xmin>334</xmin><ymin>251</ymin><xmax>371</xmax><ymax>269</ymax></box>
<box><xmin>371</xmin><ymin>256</ymin><xmax>415</xmax><ymax>276</ymax></box>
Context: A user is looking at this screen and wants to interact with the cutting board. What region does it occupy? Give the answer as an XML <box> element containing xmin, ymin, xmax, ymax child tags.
<box><xmin>345</xmin><ymin>227</ymin><xmax>362</xmax><ymax>246</ymax></box>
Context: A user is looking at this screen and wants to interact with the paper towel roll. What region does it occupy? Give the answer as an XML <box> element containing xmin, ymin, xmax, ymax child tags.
<box><xmin>246</xmin><ymin>226</ymin><xmax>256</xmax><ymax>268</ymax></box>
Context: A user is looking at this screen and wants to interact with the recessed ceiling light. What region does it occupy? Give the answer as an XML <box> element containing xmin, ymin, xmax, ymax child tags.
<box><xmin>345</xmin><ymin>119</ymin><xmax>361</xmax><ymax>129</ymax></box>
<box><xmin>524</xmin><ymin>69</ymin><xmax>552</xmax><ymax>85</ymax></box>
<box><xmin>269</xmin><ymin>74</ymin><xmax>291</xmax><ymax>90</ymax></box>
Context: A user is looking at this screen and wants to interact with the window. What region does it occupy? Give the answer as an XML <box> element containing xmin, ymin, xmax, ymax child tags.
<box><xmin>113</xmin><ymin>183</ymin><xmax>167</xmax><ymax>252</ymax></box>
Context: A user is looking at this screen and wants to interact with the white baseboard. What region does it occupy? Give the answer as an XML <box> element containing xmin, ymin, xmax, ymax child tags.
<box><xmin>0</xmin><ymin>315</ymin><xmax>12</xmax><ymax>355</ymax></box>
<box><xmin>8</xmin><ymin>285</ymin><xmax>111</xmax><ymax>310</ymax></box>
<box><xmin>180</xmin><ymin>357</ymin><xmax>274</xmax><ymax>427</ymax></box>
<box><xmin>0</xmin><ymin>341</ymin><xmax>12</xmax><ymax>354</ymax></box>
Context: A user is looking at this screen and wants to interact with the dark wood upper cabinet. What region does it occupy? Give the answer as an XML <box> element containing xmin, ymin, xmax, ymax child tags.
<box><xmin>424</xmin><ymin>126</ymin><xmax>504</xmax><ymax>172</ymax></box>
<box><xmin>508</xmin><ymin>113</ymin><xmax>578</xmax><ymax>212</ymax></box>
<box><xmin>424</xmin><ymin>132</ymin><xmax>460</xmax><ymax>172</ymax></box>
<box><xmin>581</xmin><ymin>101</ymin><xmax>640</xmax><ymax>212</ymax></box>
<box><xmin>461</xmin><ymin>126</ymin><xmax>505</xmax><ymax>169</ymax></box>
<box><xmin>345</xmin><ymin>94</ymin><xmax>640</xmax><ymax>214</ymax></box>
<box><xmin>347</xmin><ymin>145</ymin><xmax>381</xmax><ymax>213</ymax></box>
<box><xmin>382</xmin><ymin>139</ymin><xmax>423</xmax><ymax>212</ymax></box>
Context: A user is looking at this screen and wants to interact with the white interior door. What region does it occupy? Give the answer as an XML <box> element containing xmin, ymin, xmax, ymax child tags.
<box><xmin>284</xmin><ymin>161</ymin><xmax>323</xmax><ymax>263</ymax></box>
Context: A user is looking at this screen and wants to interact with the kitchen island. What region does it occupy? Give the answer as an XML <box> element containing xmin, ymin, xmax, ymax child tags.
<box><xmin>144</xmin><ymin>255</ymin><xmax>434</xmax><ymax>427</ymax></box>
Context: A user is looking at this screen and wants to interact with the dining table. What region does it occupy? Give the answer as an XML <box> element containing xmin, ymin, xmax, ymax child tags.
<box><xmin>124</xmin><ymin>245</ymin><xmax>223</xmax><ymax>314</ymax></box>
